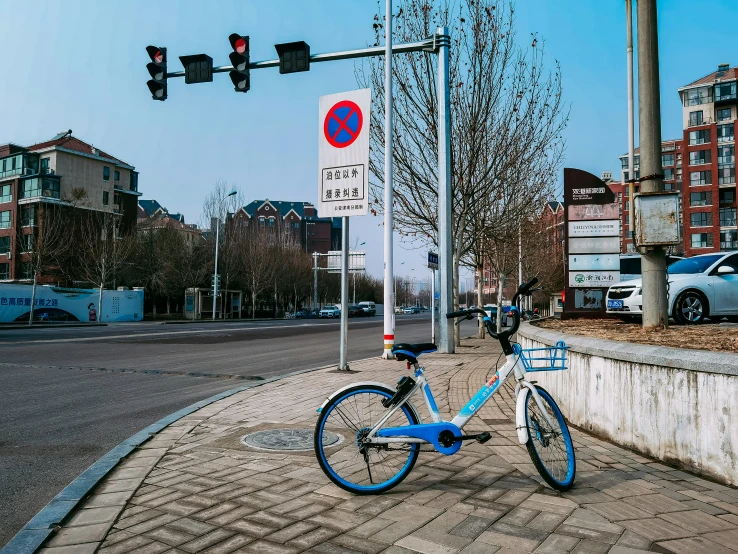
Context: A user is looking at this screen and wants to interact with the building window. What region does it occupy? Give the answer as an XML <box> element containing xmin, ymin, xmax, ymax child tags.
<box><xmin>664</xmin><ymin>182</ymin><xmax>674</xmax><ymax>192</ymax></box>
<box><xmin>103</xmin><ymin>166</ymin><xmax>110</xmax><ymax>181</ymax></box>
<box><xmin>259</xmin><ymin>216</ymin><xmax>265</xmax><ymax>226</ymax></box>
<box><xmin>689</xmin><ymin>129</ymin><xmax>710</xmax><ymax>145</ymax></box>
<box><xmin>717</xmin><ymin>123</ymin><xmax>734</xmax><ymax>143</ymax></box>
<box><xmin>689</xmin><ymin>150</ymin><xmax>711</xmax><ymax>165</ymax></box>
<box><xmin>114</xmin><ymin>170</ymin><xmax>120</xmax><ymax>181</ymax></box>
<box><xmin>0</xmin><ymin>184</ymin><xmax>11</xmax><ymax>204</ymax></box>
<box><xmin>21</xmin><ymin>233</ymin><xmax>34</xmax><ymax>252</ymax></box>
<box><xmin>691</xmin><ymin>233</ymin><xmax>713</xmax><ymax>248</ymax></box>
<box><xmin>293</xmin><ymin>222</ymin><xmax>300</xmax><ymax>229</ymax></box>
<box><xmin>721</xmin><ymin>230</ymin><xmax>738</xmax><ymax>250</ymax></box>
<box><xmin>720</xmin><ymin>207</ymin><xmax>737</xmax><ymax>227</ymax></box>
<box><xmin>621</xmin><ymin>158</ymin><xmax>629</xmax><ymax>169</ymax></box>
<box><xmin>690</xmin><ymin>191</ymin><xmax>712</xmax><ymax>206</ymax></box>
<box><xmin>21</xmin><ymin>206</ymin><xmax>35</xmax><ymax>226</ymax></box>
<box><xmin>268</xmin><ymin>217</ymin><xmax>275</xmax><ymax>227</ymax></box>
<box><xmin>19</xmin><ymin>262</ymin><xmax>33</xmax><ymax>279</ymax></box>
<box><xmin>718</xmin><ymin>108</ymin><xmax>732</xmax><ymax>122</ymax></box>
<box><xmin>40</xmin><ymin>157</ymin><xmax>50</xmax><ymax>173</ymax></box>
<box><xmin>0</xmin><ymin>262</ymin><xmax>8</xmax><ymax>280</ymax></box>
<box><xmin>0</xmin><ymin>236</ymin><xmax>9</xmax><ymax>254</ymax></box>
<box><xmin>664</xmin><ymin>168</ymin><xmax>674</xmax><ymax>181</ymax></box>
<box><xmin>689</xmin><ymin>111</ymin><xmax>704</xmax><ymax>126</ymax></box>
<box><xmin>691</xmin><ymin>212</ymin><xmax>712</xmax><ymax>227</ymax></box>
<box><xmin>661</xmin><ymin>153</ymin><xmax>674</xmax><ymax>167</ymax></box>
<box><xmin>130</xmin><ymin>171</ymin><xmax>138</xmax><ymax>192</ymax></box>
<box><xmin>685</xmin><ymin>88</ymin><xmax>711</xmax><ymax>106</ymax></box>
<box><xmin>0</xmin><ymin>210</ymin><xmax>10</xmax><ymax>229</ymax></box>
<box><xmin>718</xmin><ymin>145</ymin><xmax>735</xmax><ymax>165</ymax></box>
<box><xmin>718</xmin><ymin>165</ymin><xmax>736</xmax><ymax>185</ymax></box>
<box><xmin>103</xmin><ymin>191</ymin><xmax>109</xmax><ymax>205</ymax></box>
<box><xmin>20</xmin><ymin>178</ymin><xmax>59</xmax><ymax>199</ymax></box>
<box><xmin>715</xmin><ymin>82</ymin><xmax>737</xmax><ymax>103</ymax></box>
<box><xmin>720</xmin><ymin>189</ymin><xmax>735</xmax><ymax>205</ymax></box>
<box><xmin>690</xmin><ymin>171</ymin><xmax>712</xmax><ymax>186</ymax></box>
<box><xmin>625</xmin><ymin>201</ymin><xmax>630</xmax><ymax>211</ymax></box>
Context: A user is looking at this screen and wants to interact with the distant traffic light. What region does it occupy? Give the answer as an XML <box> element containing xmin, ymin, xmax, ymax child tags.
<box><xmin>228</xmin><ymin>33</ymin><xmax>250</xmax><ymax>93</ymax></box>
<box><xmin>275</xmin><ymin>41</ymin><xmax>310</xmax><ymax>74</ymax></box>
<box><xmin>146</xmin><ymin>46</ymin><xmax>167</xmax><ymax>101</ymax></box>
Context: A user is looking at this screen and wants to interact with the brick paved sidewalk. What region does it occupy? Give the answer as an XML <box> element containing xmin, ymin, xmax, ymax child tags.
<box><xmin>39</xmin><ymin>339</ymin><xmax>738</xmax><ymax>554</ymax></box>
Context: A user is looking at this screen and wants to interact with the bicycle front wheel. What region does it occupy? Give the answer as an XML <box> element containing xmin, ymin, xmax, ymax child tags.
<box><xmin>314</xmin><ymin>384</ymin><xmax>419</xmax><ymax>495</ymax></box>
<box><xmin>524</xmin><ymin>386</ymin><xmax>576</xmax><ymax>491</ymax></box>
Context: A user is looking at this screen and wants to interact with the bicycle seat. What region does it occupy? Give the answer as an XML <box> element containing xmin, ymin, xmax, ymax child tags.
<box><xmin>392</xmin><ymin>343</ymin><xmax>437</xmax><ymax>363</ymax></box>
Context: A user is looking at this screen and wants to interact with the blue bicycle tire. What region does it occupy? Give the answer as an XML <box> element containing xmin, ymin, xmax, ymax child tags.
<box><xmin>314</xmin><ymin>384</ymin><xmax>420</xmax><ymax>495</ymax></box>
<box><xmin>524</xmin><ymin>386</ymin><xmax>576</xmax><ymax>491</ymax></box>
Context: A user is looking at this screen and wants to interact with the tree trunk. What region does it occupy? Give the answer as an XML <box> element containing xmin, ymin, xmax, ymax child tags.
<box><xmin>453</xmin><ymin>252</ymin><xmax>461</xmax><ymax>347</ymax></box>
<box><xmin>167</xmin><ymin>297</ymin><xmax>171</xmax><ymax>315</ymax></box>
<box><xmin>476</xmin><ymin>264</ymin><xmax>485</xmax><ymax>339</ymax></box>
<box><xmin>152</xmin><ymin>292</ymin><xmax>157</xmax><ymax>317</ymax></box>
<box><xmin>251</xmin><ymin>291</ymin><xmax>256</xmax><ymax>320</ymax></box>
<box><xmin>496</xmin><ymin>273</ymin><xmax>505</xmax><ymax>333</ymax></box>
<box><xmin>28</xmin><ymin>271</ymin><xmax>38</xmax><ymax>326</ymax></box>
<box><xmin>98</xmin><ymin>283</ymin><xmax>104</xmax><ymax>324</ymax></box>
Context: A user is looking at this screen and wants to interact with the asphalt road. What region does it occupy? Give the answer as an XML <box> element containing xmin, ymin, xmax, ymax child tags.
<box><xmin>0</xmin><ymin>313</ymin><xmax>479</xmax><ymax>547</ymax></box>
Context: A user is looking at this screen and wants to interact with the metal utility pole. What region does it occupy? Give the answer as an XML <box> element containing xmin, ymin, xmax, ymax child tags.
<box><xmin>339</xmin><ymin>218</ymin><xmax>350</xmax><ymax>370</ymax></box>
<box><xmin>382</xmin><ymin>0</ymin><xmax>395</xmax><ymax>359</ymax></box>
<box><xmin>437</xmin><ymin>26</ymin><xmax>453</xmax><ymax>354</ymax></box>
<box><xmin>637</xmin><ymin>0</ymin><xmax>669</xmax><ymax>328</ymax></box>
<box><xmin>626</xmin><ymin>0</ymin><xmax>635</xmax><ymax>247</ymax></box>
<box><xmin>431</xmin><ymin>268</ymin><xmax>436</xmax><ymax>343</ymax></box>
<box><xmin>313</xmin><ymin>252</ymin><xmax>318</xmax><ymax>312</ymax></box>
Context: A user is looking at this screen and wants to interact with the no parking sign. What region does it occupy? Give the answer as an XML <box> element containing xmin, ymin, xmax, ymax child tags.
<box><xmin>317</xmin><ymin>89</ymin><xmax>370</xmax><ymax>218</ymax></box>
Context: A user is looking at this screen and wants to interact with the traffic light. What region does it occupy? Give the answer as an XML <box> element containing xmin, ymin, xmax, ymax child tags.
<box><xmin>179</xmin><ymin>54</ymin><xmax>213</xmax><ymax>84</ymax></box>
<box><xmin>228</xmin><ymin>33</ymin><xmax>250</xmax><ymax>93</ymax></box>
<box><xmin>274</xmin><ymin>41</ymin><xmax>310</xmax><ymax>74</ymax></box>
<box><xmin>146</xmin><ymin>46</ymin><xmax>167</xmax><ymax>101</ymax></box>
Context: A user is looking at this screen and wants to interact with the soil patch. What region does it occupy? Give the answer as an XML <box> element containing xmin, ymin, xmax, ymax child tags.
<box><xmin>535</xmin><ymin>318</ymin><xmax>738</xmax><ymax>353</ymax></box>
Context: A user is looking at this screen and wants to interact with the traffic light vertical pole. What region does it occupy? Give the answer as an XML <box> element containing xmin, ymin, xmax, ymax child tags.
<box><xmin>339</xmin><ymin>217</ymin><xmax>350</xmax><ymax>370</ymax></box>
<box><xmin>382</xmin><ymin>0</ymin><xmax>395</xmax><ymax>360</ymax></box>
<box><xmin>437</xmin><ymin>27</ymin><xmax>454</xmax><ymax>354</ymax></box>
<box><xmin>213</xmin><ymin>217</ymin><xmax>220</xmax><ymax>321</ymax></box>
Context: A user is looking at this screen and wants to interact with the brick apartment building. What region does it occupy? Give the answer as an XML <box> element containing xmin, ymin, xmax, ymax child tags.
<box><xmin>0</xmin><ymin>131</ymin><xmax>141</xmax><ymax>282</ymax></box>
<box><xmin>610</xmin><ymin>63</ymin><xmax>738</xmax><ymax>256</ymax></box>
<box><xmin>232</xmin><ymin>199</ymin><xmax>342</xmax><ymax>254</ymax></box>
<box><xmin>137</xmin><ymin>199</ymin><xmax>201</xmax><ymax>244</ymax></box>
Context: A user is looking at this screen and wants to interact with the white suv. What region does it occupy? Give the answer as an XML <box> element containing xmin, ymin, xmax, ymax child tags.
<box><xmin>319</xmin><ymin>305</ymin><xmax>341</xmax><ymax>318</ymax></box>
<box><xmin>606</xmin><ymin>252</ymin><xmax>738</xmax><ymax>324</ymax></box>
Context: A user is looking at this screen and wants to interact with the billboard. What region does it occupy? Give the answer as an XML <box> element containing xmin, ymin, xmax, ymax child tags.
<box><xmin>0</xmin><ymin>284</ymin><xmax>144</xmax><ymax>323</ymax></box>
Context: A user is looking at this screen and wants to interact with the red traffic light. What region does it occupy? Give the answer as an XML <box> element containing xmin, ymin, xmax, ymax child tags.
<box><xmin>229</xmin><ymin>33</ymin><xmax>249</xmax><ymax>54</ymax></box>
<box><xmin>234</xmin><ymin>38</ymin><xmax>247</xmax><ymax>55</ymax></box>
<box><xmin>146</xmin><ymin>45</ymin><xmax>166</xmax><ymax>65</ymax></box>
<box><xmin>153</xmin><ymin>50</ymin><xmax>164</xmax><ymax>64</ymax></box>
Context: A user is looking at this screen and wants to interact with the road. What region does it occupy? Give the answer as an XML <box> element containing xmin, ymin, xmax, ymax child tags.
<box><xmin>0</xmin><ymin>313</ymin><xmax>479</xmax><ymax>547</ymax></box>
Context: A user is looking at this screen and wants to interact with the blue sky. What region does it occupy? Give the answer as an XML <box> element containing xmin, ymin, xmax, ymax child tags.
<box><xmin>1</xmin><ymin>0</ymin><xmax>736</xmax><ymax>280</ymax></box>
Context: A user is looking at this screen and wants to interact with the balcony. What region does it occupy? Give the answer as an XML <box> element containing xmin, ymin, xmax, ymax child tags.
<box><xmin>688</xmin><ymin>116</ymin><xmax>713</xmax><ymax>128</ymax></box>
<box><xmin>683</xmin><ymin>94</ymin><xmax>713</xmax><ymax>107</ymax></box>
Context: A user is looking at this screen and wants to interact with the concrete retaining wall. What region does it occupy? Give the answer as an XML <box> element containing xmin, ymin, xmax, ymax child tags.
<box><xmin>518</xmin><ymin>323</ymin><xmax>738</xmax><ymax>486</ymax></box>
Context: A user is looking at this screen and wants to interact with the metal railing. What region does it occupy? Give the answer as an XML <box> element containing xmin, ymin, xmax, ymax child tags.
<box><xmin>688</xmin><ymin>116</ymin><xmax>712</xmax><ymax>127</ymax></box>
<box><xmin>683</xmin><ymin>94</ymin><xmax>713</xmax><ymax>107</ymax></box>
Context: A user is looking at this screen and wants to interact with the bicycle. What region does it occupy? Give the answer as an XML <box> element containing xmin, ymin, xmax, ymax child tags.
<box><xmin>314</xmin><ymin>278</ymin><xmax>575</xmax><ymax>494</ymax></box>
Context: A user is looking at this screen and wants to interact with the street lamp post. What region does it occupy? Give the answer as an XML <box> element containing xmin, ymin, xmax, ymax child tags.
<box><xmin>213</xmin><ymin>190</ymin><xmax>237</xmax><ymax>321</ymax></box>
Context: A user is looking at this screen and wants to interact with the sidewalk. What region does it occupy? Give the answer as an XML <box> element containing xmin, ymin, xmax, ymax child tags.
<box><xmin>38</xmin><ymin>339</ymin><xmax>738</xmax><ymax>554</ymax></box>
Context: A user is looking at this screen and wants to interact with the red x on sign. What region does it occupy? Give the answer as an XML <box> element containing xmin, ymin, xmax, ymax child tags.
<box><xmin>324</xmin><ymin>100</ymin><xmax>363</xmax><ymax>148</ymax></box>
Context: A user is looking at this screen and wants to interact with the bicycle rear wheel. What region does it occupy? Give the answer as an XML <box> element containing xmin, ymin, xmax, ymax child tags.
<box><xmin>314</xmin><ymin>384</ymin><xmax>419</xmax><ymax>494</ymax></box>
<box><xmin>524</xmin><ymin>386</ymin><xmax>576</xmax><ymax>491</ymax></box>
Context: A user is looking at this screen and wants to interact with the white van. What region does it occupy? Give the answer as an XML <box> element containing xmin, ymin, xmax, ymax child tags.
<box><xmin>358</xmin><ymin>301</ymin><xmax>376</xmax><ymax>316</ymax></box>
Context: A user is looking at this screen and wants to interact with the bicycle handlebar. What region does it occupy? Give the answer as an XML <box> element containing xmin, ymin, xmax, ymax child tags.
<box><xmin>445</xmin><ymin>277</ymin><xmax>539</xmax><ymax>353</ymax></box>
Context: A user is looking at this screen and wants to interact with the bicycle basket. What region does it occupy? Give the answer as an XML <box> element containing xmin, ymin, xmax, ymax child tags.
<box><xmin>515</xmin><ymin>340</ymin><xmax>568</xmax><ymax>372</ymax></box>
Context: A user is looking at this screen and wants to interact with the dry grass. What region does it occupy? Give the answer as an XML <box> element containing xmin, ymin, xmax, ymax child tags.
<box><xmin>535</xmin><ymin>318</ymin><xmax>738</xmax><ymax>353</ymax></box>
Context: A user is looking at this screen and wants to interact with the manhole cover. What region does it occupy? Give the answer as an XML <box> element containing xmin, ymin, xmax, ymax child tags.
<box><xmin>241</xmin><ymin>428</ymin><xmax>342</xmax><ymax>452</ymax></box>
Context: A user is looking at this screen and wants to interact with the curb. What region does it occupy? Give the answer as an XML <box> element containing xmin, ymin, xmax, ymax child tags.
<box><xmin>0</xmin><ymin>360</ymin><xmax>352</xmax><ymax>554</ymax></box>
<box><xmin>0</xmin><ymin>323</ymin><xmax>108</xmax><ymax>330</ymax></box>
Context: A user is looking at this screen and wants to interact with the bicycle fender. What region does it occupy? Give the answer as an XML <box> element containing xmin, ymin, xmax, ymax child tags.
<box><xmin>516</xmin><ymin>387</ymin><xmax>529</xmax><ymax>444</ymax></box>
<box><xmin>316</xmin><ymin>381</ymin><xmax>421</xmax><ymax>422</ymax></box>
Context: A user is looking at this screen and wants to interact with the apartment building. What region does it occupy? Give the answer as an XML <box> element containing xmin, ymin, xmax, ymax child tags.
<box><xmin>137</xmin><ymin>199</ymin><xmax>201</xmax><ymax>244</ymax></box>
<box><xmin>678</xmin><ymin>63</ymin><xmax>737</xmax><ymax>255</ymax></box>
<box><xmin>233</xmin><ymin>199</ymin><xmax>342</xmax><ymax>254</ymax></box>
<box><xmin>0</xmin><ymin>131</ymin><xmax>140</xmax><ymax>281</ymax></box>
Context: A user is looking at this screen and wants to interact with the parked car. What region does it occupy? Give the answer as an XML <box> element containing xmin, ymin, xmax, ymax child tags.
<box><xmin>483</xmin><ymin>304</ymin><xmax>508</xmax><ymax>326</ymax></box>
<box><xmin>403</xmin><ymin>306</ymin><xmax>420</xmax><ymax>314</ymax></box>
<box><xmin>319</xmin><ymin>305</ymin><xmax>341</xmax><ymax>318</ymax></box>
<box><xmin>358</xmin><ymin>301</ymin><xmax>376</xmax><ymax>316</ymax></box>
<box><xmin>395</xmin><ymin>306</ymin><xmax>405</xmax><ymax>314</ymax></box>
<box><xmin>606</xmin><ymin>252</ymin><xmax>738</xmax><ymax>324</ymax></box>
<box><xmin>348</xmin><ymin>305</ymin><xmax>363</xmax><ymax>317</ymax></box>
<box><xmin>294</xmin><ymin>310</ymin><xmax>310</xmax><ymax>319</ymax></box>
<box><xmin>619</xmin><ymin>254</ymin><xmax>683</xmax><ymax>281</ymax></box>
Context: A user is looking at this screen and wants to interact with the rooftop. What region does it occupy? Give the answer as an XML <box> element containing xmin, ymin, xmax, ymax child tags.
<box><xmin>679</xmin><ymin>65</ymin><xmax>738</xmax><ymax>90</ymax></box>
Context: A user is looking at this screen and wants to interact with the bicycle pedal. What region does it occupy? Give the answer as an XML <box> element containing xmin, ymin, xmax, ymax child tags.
<box><xmin>476</xmin><ymin>432</ymin><xmax>491</xmax><ymax>444</ymax></box>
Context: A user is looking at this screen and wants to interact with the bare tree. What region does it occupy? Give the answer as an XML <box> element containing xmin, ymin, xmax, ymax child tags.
<box><xmin>232</xmin><ymin>223</ymin><xmax>277</xmax><ymax>319</ymax></box>
<box><xmin>359</xmin><ymin>0</ymin><xmax>567</xmax><ymax>343</ymax></box>
<box><xmin>76</xmin><ymin>212</ymin><xmax>134</xmax><ymax>323</ymax></box>
<box><xmin>18</xmin><ymin>203</ymin><xmax>73</xmax><ymax>324</ymax></box>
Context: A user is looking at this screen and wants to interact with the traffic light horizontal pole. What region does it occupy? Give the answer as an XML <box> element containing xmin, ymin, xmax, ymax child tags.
<box><xmin>165</xmin><ymin>35</ymin><xmax>444</xmax><ymax>78</ymax></box>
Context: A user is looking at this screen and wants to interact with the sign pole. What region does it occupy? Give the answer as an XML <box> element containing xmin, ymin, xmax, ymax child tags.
<box><xmin>339</xmin><ymin>217</ymin><xmax>350</xmax><ymax>370</ymax></box>
<box><xmin>381</xmin><ymin>0</ymin><xmax>395</xmax><ymax>359</ymax></box>
<box><xmin>437</xmin><ymin>26</ymin><xmax>453</xmax><ymax>354</ymax></box>
<box><xmin>431</xmin><ymin>268</ymin><xmax>435</xmax><ymax>343</ymax></box>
